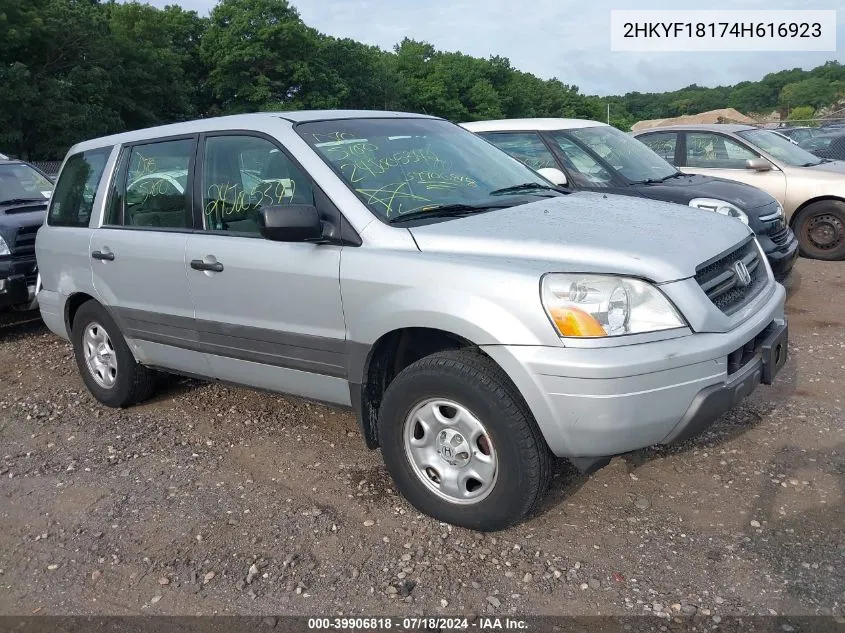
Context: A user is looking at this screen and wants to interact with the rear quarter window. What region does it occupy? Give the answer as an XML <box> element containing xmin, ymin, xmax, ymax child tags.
<box><xmin>48</xmin><ymin>147</ymin><xmax>112</xmax><ymax>227</ymax></box>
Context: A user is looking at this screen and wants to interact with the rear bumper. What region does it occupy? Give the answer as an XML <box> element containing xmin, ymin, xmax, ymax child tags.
<box><xmin>36</xmin><ymin>287</ymin><xmax>68</xmax><ymax>339</ymax></box>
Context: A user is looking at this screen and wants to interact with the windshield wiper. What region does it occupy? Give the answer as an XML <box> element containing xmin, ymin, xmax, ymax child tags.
<box><xmin>488</xmin><ymin>182</ymin><xmax>565</xmax><ymax>196</ymax></box>
<box><xmin>635</xmin><ymin>172</ymin><xmax>684</xmax><ymax>184</ymax></box>
<box><xmin>0</xmin><ymin>197</ymin><xmax>47</xmax><ymax>206</ymax></box>
<box><xmin>387</xmin><ymin>203</ymin><xmax>509</xmax><ymax>224</ymax></box>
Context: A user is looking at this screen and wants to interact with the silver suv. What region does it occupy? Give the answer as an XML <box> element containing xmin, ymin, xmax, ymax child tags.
<box><xmin>36</xmin><ymin>111</ymin><xmax>788</xmax><ymax>531</ymax></box>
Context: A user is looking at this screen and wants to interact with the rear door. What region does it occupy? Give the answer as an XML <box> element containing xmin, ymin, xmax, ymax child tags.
<box><xmin>678</xmin><ymin>131</ymin><xmax>788</xmax><ymax>204</ymax></box>
<box><xmin>89</xmin><ymin>135</ymin><xmax>209</xmax><ymax>375</ymax></box>
<box><xmin>185</xmin><ymin>132</ymin><xmax>348</xmax><ymax>405</ymax></box>
<box><xmin>37</xmin><ymin>147</ymin><xmax>113</xmax><ymax>326</ymax></box>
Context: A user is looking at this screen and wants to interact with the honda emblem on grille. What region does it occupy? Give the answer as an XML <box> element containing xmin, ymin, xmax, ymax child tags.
<box><xmin>733</xmin><ymin>261</ymin><xmax>752</xmax><ymax>287</ymax></box>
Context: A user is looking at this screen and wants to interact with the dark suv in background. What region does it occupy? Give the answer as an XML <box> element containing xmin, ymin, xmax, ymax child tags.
<box><xmin>0</xmin><ymin>159</ymin><xmax>54</xmax><ymax>310</ymax></box>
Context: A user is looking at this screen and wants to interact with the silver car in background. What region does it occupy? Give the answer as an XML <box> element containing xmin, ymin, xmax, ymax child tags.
<box><xmin>36</xmin><ymin>111</ymin><xmax>788</xmax><ymax>530</ymax></box>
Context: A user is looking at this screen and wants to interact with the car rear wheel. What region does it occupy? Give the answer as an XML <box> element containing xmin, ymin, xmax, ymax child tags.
<box><xmin>377</xmin><ymin>349</ymin><xmax>552</xmax><ymax>531</ymax></box>
<box><xmin>71</xmin><ymin>300</ymin><xmax>157</xmax><ymax>407</ymax></box>
<box><xmin>794</xmin><ymin>200</ymin><xmax>845</xmax><ymax>261</ymax></box>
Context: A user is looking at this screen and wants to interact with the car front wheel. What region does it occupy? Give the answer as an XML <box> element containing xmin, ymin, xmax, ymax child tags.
<box><xmin>794</xmin><ymin>200</ymin><xmax>845</xmax><ymax>260</ymax></box>
<box><xmin>378</xmin><ymin>349</ymin><xmax>552</xmax><ymax>531</ymax></box>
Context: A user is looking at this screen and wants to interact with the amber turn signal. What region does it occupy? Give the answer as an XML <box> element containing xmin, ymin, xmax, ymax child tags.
<box><xmin>549</xmin><ymin>307</ymin><xmax>607</xmax><ymax>337</ymax></box>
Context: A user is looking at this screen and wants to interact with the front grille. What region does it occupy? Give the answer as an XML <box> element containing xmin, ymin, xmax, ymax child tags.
<box><xmin>767</xmin><ymin>224</ymin><xmax>791</xmax><ymax>247</ymax></box>
<box><xmin>728</xmin><ymin>321</ymin><xmax>776</xmax><ymax>375</ymax></box>
<box><xmin>695</xmin><ymin>238</ymin><xmax>767</xmax><ymax>315</ymax></box>
<box><xmin>12</xmin><ymin>224</ymin><xmax>39</xmax><ymax>258</ymax></box>
<box><xmin>770</xmin><ymin>227</ymin><xmax>790</xmax><ymax>247</ymax></box>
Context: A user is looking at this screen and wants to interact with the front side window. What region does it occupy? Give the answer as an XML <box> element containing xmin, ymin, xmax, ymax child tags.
<box><xmin>565</xmin><ymin>126</ymin><xmax>678</xmax><ymax>183</ymax></box>
<box><xmin>47</xmin><ymin>148</ymin><xmax>111</xmax><ymax>227</ymax></box>
<box><xmin>546</xmin><ymin>133</ymin><xmax>614</xmax><ymax>188</ymax></box>
<box><xmin>637</xmin><ymin>132</ymin><xmax>678</xmax><ymax>163</ymax></box>
<box><xmin>685</xmin><ymin>132</ymin><xmax>757</xmax><ymax>169</ymax></box>
<box><xmin>479</xmin><ymin>132</ymin><xmax>558</xmax><ymax>171</ymax></box>
<box><xmin>737</xmin><ymin>128</ymin><xmax>824</xmax><ymax>167</ymax></box>
<box><xmin>202</xmin><ymin>135</ymin><xmax>314</xmax><ymax>234</ymax></box>
<box><xmin>296</xmin><ymin>118</ymin><xmax>553</xmax><ymax>221</ymax></box>
<box><xmin>0</xmin><ymin>163</ymin><xmax>53</xmax><ymax>204</ymax></box>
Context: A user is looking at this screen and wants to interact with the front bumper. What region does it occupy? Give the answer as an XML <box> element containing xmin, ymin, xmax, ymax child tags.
<box><xmin>759</xmin><ymin>228</ymin><xmax>799</xmax><ymax>280</ymax></box>
<box><xmin>0</xmin><ymin>273</ymin><xmax>36</xmax><ymax>308</ymax></box>
<box><xmin>0</xmin><ymin>254</ymin><xmax>39</xmax><ymax>308</ymax></box>
<box><xmin>661</xmin><ymin>319</ymin><xmax>787</xmax><ymax>444</ymax></box>
<box><xmin>481</xmin><ymin>282</ymin><xmax>787</xmax><ymax>458</ymax></box>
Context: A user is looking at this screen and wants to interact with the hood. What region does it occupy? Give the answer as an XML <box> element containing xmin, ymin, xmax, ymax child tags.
<box><xmin>408</xmin><ymin>192</ymin><xmax>753</xmax><ymax>283</ymax></box>
<box><xmin>636</xmin><ymin>173</ymin><xmax>777</xmax><ymax>213</ymax></box>
<box><xmin>0</xmin><ymin>203</ymin><xmax>46</xmax><ymax>230</ymax></box>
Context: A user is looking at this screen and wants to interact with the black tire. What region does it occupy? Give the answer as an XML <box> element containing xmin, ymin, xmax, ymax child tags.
<box><xmin>378</xmin><ymin>349</ymin><xmax>552</xmax><ymax>531</ymax></box>
<box><xmin>71</xmin><ymin>300</ymin><xmax>157</xmax><ymax>408</ymax></box>
<box><xmin>793</xmin><ymin>200</ymin><xmax>845</xmax><ymax>261</ymax></box>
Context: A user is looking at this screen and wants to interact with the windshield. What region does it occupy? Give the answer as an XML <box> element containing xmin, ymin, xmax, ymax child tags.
<box><xmin>296</xmin><ymin>118</ymin><xmax>553</xmax><ymax>220</ymax></box>
<box><xmin>737</xmin><ymin>129</ymin><xmax>823</xmax><ymax>167</ymax></box>
<box><xmin>0</xmin><ymin>163</ymin><xmax>53</xmax><ymax>204</ymax></box>
<box><xmin>557</xmin><ymin>126</ymin><xmax>679</xmax><ymax>183</ymax></box>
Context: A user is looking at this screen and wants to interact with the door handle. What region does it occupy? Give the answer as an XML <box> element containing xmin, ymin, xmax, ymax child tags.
<box><xmin>190</xmin><ymin>259</ymin><xmax>224</xmax><ymax>273</ymax></box>
<box><xmin>91</xmin><ymin>250</ymin><xmax>115</xmax><ymax>261</ymax></box>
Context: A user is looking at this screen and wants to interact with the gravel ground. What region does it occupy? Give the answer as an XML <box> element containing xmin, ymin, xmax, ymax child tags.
<box><xmin>0</xmin><ymin>258</ymin><xmax>843</xmax><ymax>619</ymax></box>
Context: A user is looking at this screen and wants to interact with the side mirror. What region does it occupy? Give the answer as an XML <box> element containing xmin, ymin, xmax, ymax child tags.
<box><xmin>745</xmin><ymin>157</ymin><xmax>772</xmax><ymax>172</ymax></box>
<box><xmin>537</xmin><ymin>167</ymin><xmax>568</xmax><ymax>186</ymax></box>
<box><xmin>259</xmin><ymin>205</ymin><xmax>324</xmax><ymax>242</ymax></box>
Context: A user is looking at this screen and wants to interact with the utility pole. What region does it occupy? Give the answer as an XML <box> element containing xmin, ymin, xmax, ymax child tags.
<box><xmin>607</xmin><ymin>103</ymin><xmax>610</xmax><ymax>124</ymax></box>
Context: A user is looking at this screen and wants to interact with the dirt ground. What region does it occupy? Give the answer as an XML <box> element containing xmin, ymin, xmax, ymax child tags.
<box><xmin>0</xmin><ymin>259</ymin><xmax>843</xmax><ymax>620</ymax></box>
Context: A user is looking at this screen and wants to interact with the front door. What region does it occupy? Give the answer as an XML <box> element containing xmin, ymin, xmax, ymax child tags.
<box><xmin>90</xmin><ymin>136</ymin><xmax>209</xmax><ymax>375</ymax></box>
<box><xmin>679</xmin><ymin>131</ymin><xmax>788</xmax><ymax>204</ymax></box>
<box><xmin>185</xmin><ymin>133</ymin><xmax>349</xmax><ymax>405</ymax></box>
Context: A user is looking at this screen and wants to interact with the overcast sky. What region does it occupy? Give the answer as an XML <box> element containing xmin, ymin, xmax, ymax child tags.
<box><xmin>149</xmin><ymin>0</ymin><xmax>844</xmax><ymax>95</ymax></box>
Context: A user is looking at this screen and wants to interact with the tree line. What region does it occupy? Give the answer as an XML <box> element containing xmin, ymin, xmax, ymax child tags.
<box><xmin>2</xmin><ymin>0</ymin><xmax>844</xmax><ymax>160</ymax></box>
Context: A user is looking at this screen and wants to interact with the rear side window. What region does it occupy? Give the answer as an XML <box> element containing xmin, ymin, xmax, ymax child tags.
<box><xmin>47</xmin><ymin>148</ymin><xmax>111</xmax><ymax>227</ymax></box>
<box><xmin>114</xmin><ymin>139</ymin><xmax>194</xmax><ymax>229</ymax></box>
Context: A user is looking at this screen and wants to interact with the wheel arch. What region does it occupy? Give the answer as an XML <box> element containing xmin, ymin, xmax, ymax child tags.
<box><xmin>64</xmin><ymin>291</ymin><xmax>98</xmax><ymax>337</ymax></box>
<box><xmin>789</xmin><ymin>195</ymin><xmax>845</xmax><ymax>226</ymax></box>
<box><xmin>349</xmin><ymin>327</ymin><xmax>510</xmax><ymax>449</ymax></box>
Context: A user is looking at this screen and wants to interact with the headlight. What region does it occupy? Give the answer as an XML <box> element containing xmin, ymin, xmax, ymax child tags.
<box><xmin>0</xmin><ymin>235</ymin><xmax>10</xmax><ymax>257</ymax></box>
<box><xmin>541</xmin><ymin>274</ymin><xmax>685</xmax><ymax>338</ymax></box>
<box><xmin>689</xmin><ymin>198</ymin><xmax>749</xmax><ymax>225</ymax></box>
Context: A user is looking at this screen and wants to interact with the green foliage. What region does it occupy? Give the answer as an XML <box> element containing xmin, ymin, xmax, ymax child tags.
<box><xmin>1</xmin><ymin>0</ymin><xmax>844</xmax><ymax>159</ymax></box>
<box><xmin>787</xmin><ymin>106</ymin><xmax>816</xmax><ymax>123</ymax></box>
<box><xmin>779</xmin><ymin>78</ymin><xmax>839</xmax><ymax>109</ymax></box>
